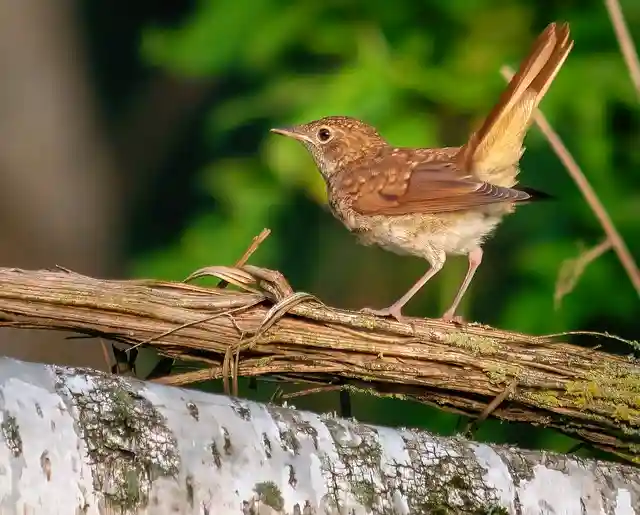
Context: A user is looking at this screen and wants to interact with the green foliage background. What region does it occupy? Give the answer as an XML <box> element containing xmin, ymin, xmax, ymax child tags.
<box><xmin>85</xmin><ymin>0</ymin><xmax>639</xmax><ymax>457</ymax></box>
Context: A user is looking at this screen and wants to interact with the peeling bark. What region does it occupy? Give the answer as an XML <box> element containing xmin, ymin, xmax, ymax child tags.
<box><xmin>0</xmin><ymin>357</ymin><xmax>636</xmax><ymax>514</ymax></box>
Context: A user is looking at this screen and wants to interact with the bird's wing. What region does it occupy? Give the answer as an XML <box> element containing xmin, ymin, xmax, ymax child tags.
<box><xmin>339</xmin><ymin>151</ymin><xmax>533</xmax><ymax>216</ymax></box>
<box><xmin>457</xmin><ymin>22</ymin><xmax>573</xmax><ymax>185</ymax></box>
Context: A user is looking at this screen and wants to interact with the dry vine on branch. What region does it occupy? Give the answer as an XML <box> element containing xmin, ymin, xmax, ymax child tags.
<box><xmin>0</xmin><ymin>258</ymin><xmax>637</xmax><ymax>463</ymax></box>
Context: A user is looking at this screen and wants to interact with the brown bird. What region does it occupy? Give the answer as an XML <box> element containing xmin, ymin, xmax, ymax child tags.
<box><xmin>271</xmin><ymin>22</ymin><xmax>573</xmax><ymax>322</ymax></box>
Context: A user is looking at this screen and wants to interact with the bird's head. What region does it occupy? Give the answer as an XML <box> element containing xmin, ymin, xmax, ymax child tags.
<box><xmin>271</xmin><ymin>116</ymin><xmax>388</xmax><ymax>181</ymax></box>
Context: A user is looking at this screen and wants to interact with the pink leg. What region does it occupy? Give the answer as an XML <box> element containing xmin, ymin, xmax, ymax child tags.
<box><xmin>442</xmin><ymin>247</ymin><xmax>483</xmax><ymax>321</ymax></box>
<box><xmin>362</xmin><ymin>254</ymin><xmax>445</xmax><ymax>322</ymax></box>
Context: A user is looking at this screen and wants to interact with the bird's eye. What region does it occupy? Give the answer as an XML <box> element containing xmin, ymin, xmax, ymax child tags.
<box><xmin>317</xmin><ymin>128</ymin><xmax>332</xmax><ymax>142</ymax></box>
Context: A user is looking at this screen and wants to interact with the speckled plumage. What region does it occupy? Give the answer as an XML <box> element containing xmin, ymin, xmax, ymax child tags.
<box><xmin>271</xmin><ymin>23</ymin><xmax>573</xmax><ymax>321</ymax></box>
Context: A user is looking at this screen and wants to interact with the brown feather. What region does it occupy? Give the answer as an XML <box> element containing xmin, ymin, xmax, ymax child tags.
<box><xmin>458</xmin><ymin>22</ymin><xmax>573</xmax><ymax>186</ymax></box>
<box><xmin>338</xmin><ymin>23</ymin><xmax>572</xmax><ymax>216</ymax></box>
<box><xmin>345</xmin><ymin>152</ymin><xmax>533</xmax><ymax>215</ymax></box>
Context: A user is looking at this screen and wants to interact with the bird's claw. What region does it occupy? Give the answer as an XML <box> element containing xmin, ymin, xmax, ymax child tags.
<box><xmin>361</xmin><ymin>306</ymin><xmax>466</xmax><ymax>325</ymax></box>
<box><xmin>360</xmin><ymin>306</ymin><xmax>406</xmax><ymax>323</ymax></box>
<box><xmin>441</xmin><ymin>311</ymin><xmax>466</xmax><ymax>324</ymax></box>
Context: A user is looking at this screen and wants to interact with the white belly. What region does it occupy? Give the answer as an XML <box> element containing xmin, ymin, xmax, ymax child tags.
<box><xmin>341</xmin><ymin>208</ymin><xmax>504</xmax><ymax>260</ymax></box>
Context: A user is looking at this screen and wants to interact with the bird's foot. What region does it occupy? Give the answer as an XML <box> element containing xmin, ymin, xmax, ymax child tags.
<box><xmin>360</xmin><ymin>305</ymin><xmax>407</xmax><ymax>323</ymax></box>
<box><xmin>440</xmin><ymin>310</ymin><xmax>466</xmax><ymax>324</ymax></box>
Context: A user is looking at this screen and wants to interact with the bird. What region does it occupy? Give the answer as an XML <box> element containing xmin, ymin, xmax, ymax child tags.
<box><xmin>270</xmin><ymin>22</ymin><xmax>573</xmax><ymax>322</ymax></box>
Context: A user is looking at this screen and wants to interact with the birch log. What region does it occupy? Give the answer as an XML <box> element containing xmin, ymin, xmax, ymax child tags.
<box><xmin>0</xmin><ymin>357</ymin><xmax>637</xmax><ymax>515</ymax></box>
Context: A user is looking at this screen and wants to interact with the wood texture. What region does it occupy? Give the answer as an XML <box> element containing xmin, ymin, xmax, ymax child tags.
<box><xmin>0</xmin><ymin>265</ymin><xmax>637</xmax><ymax>462</ymax></box>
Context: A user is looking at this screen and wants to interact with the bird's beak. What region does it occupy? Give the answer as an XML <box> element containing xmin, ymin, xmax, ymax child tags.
<box><xmin>270</xmin><ymin>127</ymin><xmax>313</xmax><ymax>144</ymax></box>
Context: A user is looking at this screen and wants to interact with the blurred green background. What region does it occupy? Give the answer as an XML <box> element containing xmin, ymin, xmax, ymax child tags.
<box><xmin>4</xmin><ymin>1</ymin><xmax>638</xmax><ymax>458</ymax></box>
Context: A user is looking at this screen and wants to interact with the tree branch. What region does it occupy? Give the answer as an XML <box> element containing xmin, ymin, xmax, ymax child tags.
<box><xmin>0</xmin><ymin>265</ymin><xmax>637</xmax><ymax>462</ymax></box>
<box><xmin>1</xmin><ymin>357</ymin><xmax>638</xmax><ymax>514</ymax></box>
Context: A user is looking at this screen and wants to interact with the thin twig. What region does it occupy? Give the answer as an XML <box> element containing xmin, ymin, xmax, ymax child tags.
<box><xmin>554</xmin><ymin>238</ymin><xmax>613</xmax><ymax>308</ymax></box>
<box><xmin>501</xmin><ymin>66</ymin><xmax>640</xmax><ymax>296</ymax></box>
<box><xmin>281</xmin><ymin>385</ymin><xmax>345</xmax><ymax>399</ymax></box>
<box><xmin>604</xmin><ymin>0</ymin><xmax>640</xmax><ymax>100</ymax></box>
<box><xmin>215</xmin><ymin>228</ymin><xmax>271</xmax><ymax>289</ymax></box>
<box><xmin>540</xmin><ymin>329</ymin><xmax>639</xmax><ymax>352</ymax></box>
<box><xmin>129</xmin><ymin>301</ymin><xmax>262</xmax><ymax>351</ymax></box>
<box><xmin>465</xmin><ymin>378</ymin><xmax>518</xmax><ymax>436</ymax></box>
<box><xmin>99</xmin><ymin>339</ymin><xmax>113</xmax><ymax>373</ymax></box>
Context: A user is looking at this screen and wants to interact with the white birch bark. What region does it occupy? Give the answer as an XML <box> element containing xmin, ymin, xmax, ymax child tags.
<box><xmin>0</xmin><ymin>357</ymin><xmax>636</xmax><ymax>514</ymax></box>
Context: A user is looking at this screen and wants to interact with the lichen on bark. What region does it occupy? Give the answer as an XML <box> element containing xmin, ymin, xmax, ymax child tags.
<box><xmin>56</xmin><ymin>372</ymin><xmax>181</xmax><ymax>511</ymax></box>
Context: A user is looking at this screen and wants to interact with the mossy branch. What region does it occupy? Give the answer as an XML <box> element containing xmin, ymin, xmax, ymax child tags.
<box><xmin>0</xmin><ymin>264</ymin><xmax>637</xmax><ymax>462</ymax></box>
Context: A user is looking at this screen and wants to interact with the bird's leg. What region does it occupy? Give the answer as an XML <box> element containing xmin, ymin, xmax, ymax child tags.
<box><xmin>441</xmin><ymin>247</ymin><xmax>483</xmax><ymax>321</ymax></box>
<box><xmin>361</xmin><ymin>254</ymin><xmax>445</xmax><ymax>322</ymax></box>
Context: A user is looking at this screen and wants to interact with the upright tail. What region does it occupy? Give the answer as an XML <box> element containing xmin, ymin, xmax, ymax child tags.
<box><xmin>458</xmin><ymin>22</ymin><xmax>573</xmax><ymax>186</ymax></box>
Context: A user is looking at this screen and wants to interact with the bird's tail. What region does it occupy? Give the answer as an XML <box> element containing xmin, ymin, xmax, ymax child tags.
<box><xmin>458</xmin><ymin>22</ymin><xmax>573</xmax><ymax>187</ymax></box>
